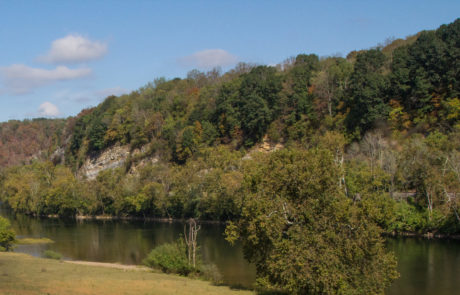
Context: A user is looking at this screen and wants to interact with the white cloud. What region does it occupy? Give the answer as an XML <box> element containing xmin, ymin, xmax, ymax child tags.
<box><xmin>38</xmin><ymin>34</ymin><xmax>107</xmax><ymax>64</ymax></box>
<box><xmin>38</xmin><ymin>102</ymin><xmax>60</xmax><ymax>117</ymax></box>
<box><xmin>179</xmin><ymin>49</ymin><xmax>238</xmax><ymax>69</ymax></box>
<box><xmin>0</xmin><ymin>64</ymin><xmax>91</xmax><ymax>94</ymax></box>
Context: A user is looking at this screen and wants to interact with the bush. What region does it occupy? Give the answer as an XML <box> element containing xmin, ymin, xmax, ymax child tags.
<box><xmin>143</xmin><ymin>239</ymin><xmax>193</xmax><ymax>275</ymax></box>
<box><xmin>42</xmin><ymin>250</ymin><xmax>62</xmax><ymax>260</ymax></box>
<box><xmin>390</xmin><ymin>201</ymin><xmax>425</xmax><ymax>232</ymax></box>
<box><xmin>390</xmin><ymin>202</ymin><xmax>448</xmax><ymax>233</ymax></box>
<box><xmin>0</xmin><ymin>216</ymin><xmax>16</xmax><ymax>251</ymax></box>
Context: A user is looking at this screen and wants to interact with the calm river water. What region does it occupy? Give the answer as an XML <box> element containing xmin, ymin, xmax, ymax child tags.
<box><xmin>1</xmin><ymin>207</ymin><xmax>459</xmax><ymax>294</ymax></box>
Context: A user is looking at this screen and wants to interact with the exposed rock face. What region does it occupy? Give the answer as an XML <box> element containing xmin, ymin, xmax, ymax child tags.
<box><xmin>257</xmin><ymin>140</ymin><xmax>284</xmax><ymax>153</ymax></box>
<box><xmin>79</xmin><ymin>136</ymin><xmax>282</xmax><ymax>179</ymax></box>
<box><xmin>257</xmin><ymin>135</ymin><xmax>284</xmax><ymax>152</ymax></box>
<box><xmin>79</xmin><ymin>144</ymin><xmax>160</xmax><ymax>179</ymax></box>
<box><xmin>243</xmin><ymin>135</ymin><xmax>284</xmax><ymax>160</ymax></box>
<box><xmin>80</xmin><ymin>145</ymin><xmax>131</xmax><ymax>180</ymax></box>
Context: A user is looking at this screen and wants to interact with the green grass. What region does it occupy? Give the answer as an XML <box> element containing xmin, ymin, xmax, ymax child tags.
<box><xmin>0</xmin><ymin>252</ymin><xmax>253</xmax><ymax>295</ymax></box>
<box><xmin>42</xmin><ymin>250</ymin><xmax>62</xmax><ymax>260</ymax></box>
<box><xmin>16</xmin><ymin>237</ymin><xmax>54</xmax><ymax>244</ymax></box>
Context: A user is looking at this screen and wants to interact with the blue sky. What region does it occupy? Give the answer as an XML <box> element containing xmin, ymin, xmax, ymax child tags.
<box><xmin>0</xmin><ymin>0</ymin><xmax>458</xmax><ymax>122</ymax></box>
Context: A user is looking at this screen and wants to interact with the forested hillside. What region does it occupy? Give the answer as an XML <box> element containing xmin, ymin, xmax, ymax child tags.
<box><xmin>1</xmin><ymin>19</ymin><xmax>459</xmax><ymax>234</ymax></box>
<box><xmin>0</xmin><ymin>119</ymin><xmax>66</xmax><ymax>167</ymax></box>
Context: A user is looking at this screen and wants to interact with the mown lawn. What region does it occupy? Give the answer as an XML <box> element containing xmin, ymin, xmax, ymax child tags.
<box><xmin>0</xmin><ymin>253</ymin><xmax>253</xmax><ymax>295</ymax></box>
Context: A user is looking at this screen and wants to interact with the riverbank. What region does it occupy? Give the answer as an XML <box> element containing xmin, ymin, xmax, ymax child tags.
<box><xmin>74</xmin><ymin>215</ymin><xmax>224</xmax><ymax>224</ymax></box>
<box><xmin>64</xmin><ymin>260</ymin><xmax>150</xmax><ymax>271</ymax></box>
<box><xmin>0</xmin><ymin>252</ymin><xmax>253</xmax><ymax>295</ymax></box>
<box><xmin>385</xmin><ymin>231</ymin><xmax>460</xmax><ymax>240</ymax></box>
<box><xmin>34</xmin><ymin>213</ymin><xmax>226</xmax><ymax>224</ymax></box>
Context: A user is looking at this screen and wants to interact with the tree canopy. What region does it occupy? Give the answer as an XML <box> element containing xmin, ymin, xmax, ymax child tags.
<box><xmin>226</xmin><ymin>148</ymin><xmax>398</xmax><ymax>294</ymax></box>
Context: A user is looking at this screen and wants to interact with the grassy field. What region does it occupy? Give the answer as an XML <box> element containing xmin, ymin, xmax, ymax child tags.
<box><xmin>0</xmin><ymin>252</ymin><xmax>253</xmax><ymax>295</ymax></box>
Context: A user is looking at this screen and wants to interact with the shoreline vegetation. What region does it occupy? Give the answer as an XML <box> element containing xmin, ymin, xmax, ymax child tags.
<box><xmin>384</xmin><ymin>231</ymin><xmax>460</xmax><ymax>240</ymax></box>
<box><xmin>0</xmin><ymin>252</ymin><xmax>253</xmax><ymax>295</ymax></box>
<box><xmin>16</xmin><ymin>237</ymin><xmax>54</xmax><ymax>244</ymax></box>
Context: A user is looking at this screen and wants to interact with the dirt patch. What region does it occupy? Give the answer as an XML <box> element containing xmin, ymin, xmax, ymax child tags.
<box><xmin>65</xmin><ymin>260</ymin><xmax>150</xmax><ymax>271</ymax></box>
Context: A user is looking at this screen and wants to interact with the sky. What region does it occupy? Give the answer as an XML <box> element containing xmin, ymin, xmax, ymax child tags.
<box><xmin>0</xmin><ymin>0</ymin><xmax>458</xmax><ymax>122</ymax></box>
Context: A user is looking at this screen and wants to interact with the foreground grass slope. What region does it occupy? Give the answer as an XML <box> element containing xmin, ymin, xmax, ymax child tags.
<box><xmin>0</xmin><ymin>253</ymin><xmax>253</xmax><ymax>295</ymax></box>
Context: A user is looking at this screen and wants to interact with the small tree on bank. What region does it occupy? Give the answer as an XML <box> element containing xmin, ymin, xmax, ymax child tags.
<box><xmin>184</xmin><ymin>218</ymin><xmax>201</xmax><ymax>268</ymax></box>
<box><xmin>0</xmin><ymin>216</ymin><xmax>16</xmax><ymax>251</ymax></box>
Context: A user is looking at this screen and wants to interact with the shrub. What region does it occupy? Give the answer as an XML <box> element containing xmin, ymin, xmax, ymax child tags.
<box><xmin>0</xmin><ymin>216</ymin><xmax>16</xmax><ymax>251</ymax></box>
<box><xmin>390</xmin><ymin>201</ymin><xmax>425</xmax><ymax>232</ymax></box>
<box><xmin>143</xmin><ymin>239</ymin><xmax>193</xmax><ymax>275</ymax></box>
<box><xmin>390</xmin><ymin>202</ymin><xmax>448</xmax><ymax>233</ymax></box>
<box><xmin>42</xmin><ymin>250</ymin><xmax>62</xmax><ymax>260</ymax></box>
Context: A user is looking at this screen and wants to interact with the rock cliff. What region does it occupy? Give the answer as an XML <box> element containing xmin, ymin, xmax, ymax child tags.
<box><xmin>80</xmin><ymin>145</ymin><xmax>131</xmax><ymax>179</ymax></box>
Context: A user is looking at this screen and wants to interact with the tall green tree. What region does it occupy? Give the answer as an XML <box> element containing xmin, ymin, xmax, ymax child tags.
<box><xmin>238</xmin><ymin>66</ymin><xmax>282</xmax><ymax>145</ymax></box>
<box><xmin>286</xmin><ymin>54</ymin><xmax>319</xmax><ymax>119</ymax></box>
<box><xmin>226</xmin><ymin>149</ymin><xmax>398</xmax><ymax>294</ymax></box>
<box><xmin>214</xmin><ymin>66</ymin><xmax>282</xmax><ymax>146</ymax></box>
<box><xmin>313</xmin><ymin>57</ymin><xmax>352</xmax><ymax>117</ymax></box>
<box><xmin>347</xmin><ymin>49</ymin><xmax>389</xmax><ymax>136</ymax></box>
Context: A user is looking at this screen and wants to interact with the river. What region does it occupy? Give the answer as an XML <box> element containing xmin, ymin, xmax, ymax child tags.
<box><xmin>1</xmin><ymin>207</ymin><xmax>459</xmax><ymax>294</ymax></box>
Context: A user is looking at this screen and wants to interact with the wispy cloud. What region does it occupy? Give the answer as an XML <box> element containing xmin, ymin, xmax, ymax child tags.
<box><xmin>37</xmin><ymin>101</ymin><xmax>60</xmax><ymax>117</ymax></box>
<box><xmin>95</xmin><ymin>86</ymin><xmax>128</xmax><ymax>98</ymax></box>
<box><xmin>0</xmin><ymin>64</ymin><xmax>91</xmax><ymax>94</ymax></box>
<box><xmin>38</xmin><ymin>34</ymin><xmax>108</xmax><ymax>64</ymax></box>
<box><xmin>53</xmin><ymin>86</ymin><xmax>128</xmax><ymax>104</ymax></box>
<box><xmin>179</xmin><ymin>49</ymin><xmax>238</xmax><ymax>69</ymax></box>
<box><xmin>53</xmin><ymin>89</ymin><xmax>93</xmax><ymax>103</ymax></box>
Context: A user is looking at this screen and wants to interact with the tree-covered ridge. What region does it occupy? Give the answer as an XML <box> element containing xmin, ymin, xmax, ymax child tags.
<box><xmin>0</xmin><ymin>118</ymin><xmax>66</xmax><ymax>167</ymax></box>
<box><xmin>0</xmin><ymin>20</ymin><xmax>457</xmax><ymax>170</ymax></box>
<box><xmin>60</xmin><ymin>19</ymin><xmax>458</xmax><ymax>169</ymax></box>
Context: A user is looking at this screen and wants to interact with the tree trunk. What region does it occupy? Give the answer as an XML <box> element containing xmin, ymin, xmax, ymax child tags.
<box><xmin>184</xmin><ymin>218</ymin><xmax>200</xmax><ymax>268</ymax></box>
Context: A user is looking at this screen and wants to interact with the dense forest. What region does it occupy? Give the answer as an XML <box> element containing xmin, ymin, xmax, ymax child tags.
<box><xmin>0</xmin><ymin>19</ymin><xmax>459</xmax><ymax>235</ymax></box>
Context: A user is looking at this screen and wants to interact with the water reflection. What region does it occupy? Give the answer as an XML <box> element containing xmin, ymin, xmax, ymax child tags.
<box><xmin>0</xmin><ymin>208</ymin><xmax>256</xmax><ymax>288</ymax></box>
<box><xmin>386</xmin><ymin>237</ymin><xmax>460</xmax><ymax>295</ymax></box>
